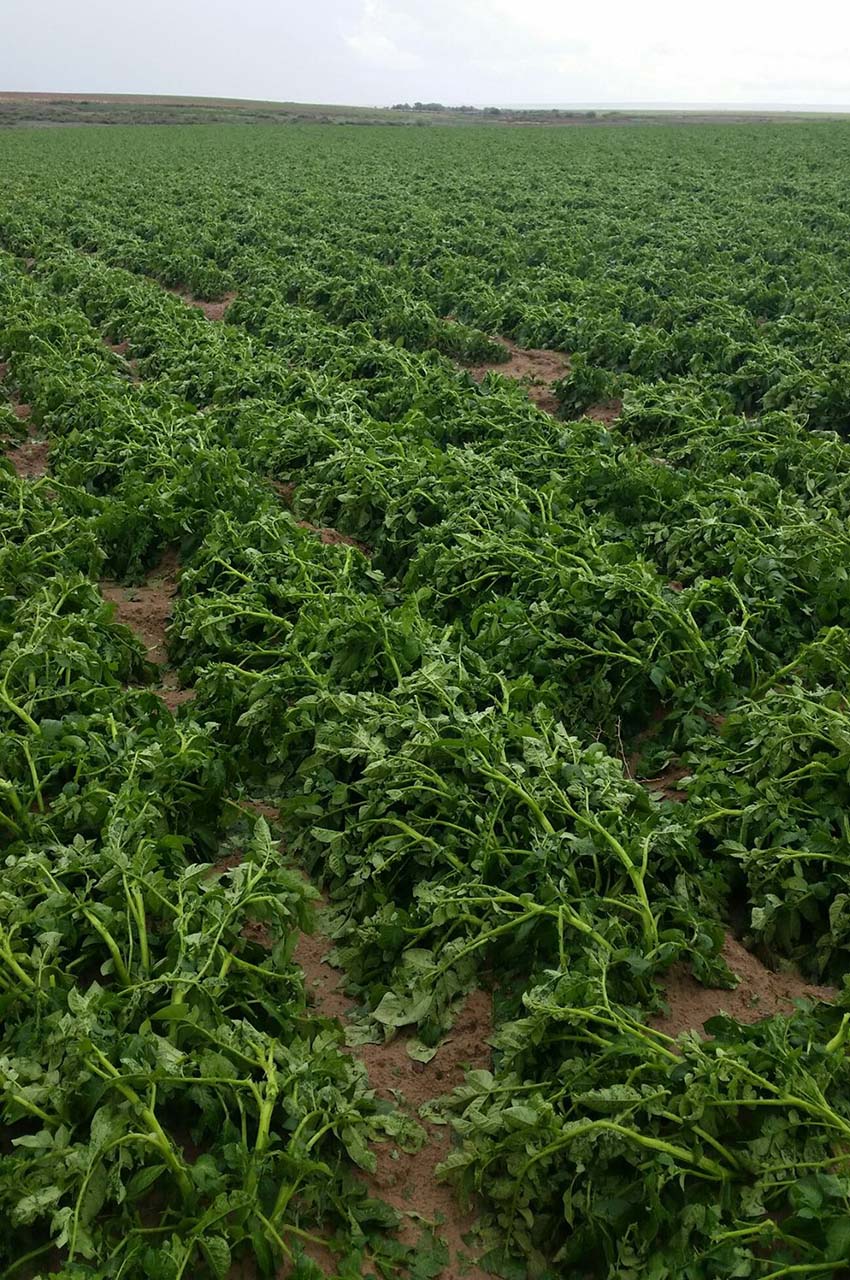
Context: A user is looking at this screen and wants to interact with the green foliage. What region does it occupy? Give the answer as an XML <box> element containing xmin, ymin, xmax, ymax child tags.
<box><xmin>3</xmin><ymin>120</ymin><xmax>850</xmax><ymax>1278</ymax></box>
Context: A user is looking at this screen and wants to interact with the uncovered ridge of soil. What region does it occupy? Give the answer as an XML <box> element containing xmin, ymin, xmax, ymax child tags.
<box><xmin>6</xmin><ymin>432</ymin><xmax>50</xmax><ymax>480</ymax></box>
<box><xmin>100</xmin><ymin>548</ymin><xmax>194</xmax><ymax>710</ymax></box>
<box><xmin>464</xmin><ymin>337</ymin><xmax>570</xmax><ymax>415</ymax></box>
<box><xmin>167</xmin><ymin>286</ymin><xmax>237</xmax><ymax>322</ymax></box>
<box><xmin>585</xmin><ymin>397</ymin><xmax>623</xmax><ymax>424</ymax></box>
<box><xmin>270</xmin><ymin>478</ymin><xmax>296</xmax><ymax>505</ymax></box>
<box><xmin>295</xmin><ymin>517</ymin><xmax>371</xmax><ymax>555</ymax></box>
<box><xmin>652</xmin><ymin>934</ymin><xmax>835</xmax><ymax>1038</ymax></box>
<box><xmin>294</xmin><ymin>921</ymin><xmax>494</xmax><ymax>1279</ymax></box>
<box><xmin>622</xmin><ymin>706</ymin><xmax>689</xmax><ymax>800</ymax></box>
<box><xmin>269</xmin><ymin>480</ymin><xmax>370</xmax><ymax>553</ymax></box>
<box><xmin>639</xmin><ymin>761</ymin><xmax>690</xmax><ymax>803</ymax></box>
<box><xmin>103</xmin><ymin>337</ymin><xmax>140</xmax><ymax>380</ymax></box>
<box><xmin>3</xmin><ymin>397</ymin><xmax>51</xmax><ymax>480</ymax></box>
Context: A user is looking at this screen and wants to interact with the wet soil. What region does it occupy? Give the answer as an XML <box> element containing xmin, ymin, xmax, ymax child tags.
<box><xmin>653</xmin><ymin>934</ymin><xmax>835</xmax><ymax>1038</ymax></box>
<box><xmin>100</xmin><ymin>548</ymin><xmax>194</xmax><ymax>710</ymax></box>
<box><xmin>464</xmin><ymin>338</ymin><xmax>569</xmax><ymax>415</ymax></box>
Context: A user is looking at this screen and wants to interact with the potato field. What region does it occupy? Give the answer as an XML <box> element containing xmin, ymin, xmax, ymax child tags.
<box><xmin>3</xmin><ymin>120</ymin><xmax>850</xmax><ymax>1279</ymax></box>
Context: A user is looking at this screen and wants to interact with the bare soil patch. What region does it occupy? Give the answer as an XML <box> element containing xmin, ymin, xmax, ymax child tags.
<box><xmin>6</xmin><ymin>434</ymin><xmax>50</xmax><ymax>479</ymax></box>
<box><xmin>653</xmin><ymin>934</ymin><xmax>835</xmax><ymax>1038</ymax></box>
<box><xmin>585</xmin><ymin>397</ymin><xmax>623</xmax><ymax>425</ymax></box>
<box><xmin>167</xmin><ymin>287</ymin><xmax>237</xmax><ymax>322</ymax></box>
<box><xmin>100</xmin><ymin>548</ymin><xmax>194</xmax><ymax>710</ymax></box>
<box><xmin>295</xmin><ymin>924</ymin><xmax>494</xmax><ymax>1278</ymax></box>
<box><xmin>270</xmin><ymin>478</ymin><xmax>296</xmax><ymax>506</ymax></box>
<box><xmin>464</xmin><ymin>338</ymin><xmax>569</xmax><ymax>415</ymax></box>
<box><xmin>103</xmin><ymin>338</ymin><xmax>140</xmax><ymax>382</ymax></box>
<box><xmin>295</xmin><ymin>518</ymin><xmax>370</xmax><ymax>556</ymax></box>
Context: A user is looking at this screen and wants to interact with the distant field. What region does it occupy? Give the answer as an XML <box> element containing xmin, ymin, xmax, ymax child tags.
<box><xmin>1</xmin><ymin>89</ymin><xmax>846</xmax><ymax>127</ymax></box>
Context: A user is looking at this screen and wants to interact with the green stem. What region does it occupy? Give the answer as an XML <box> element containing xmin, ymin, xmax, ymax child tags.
<box><xmin>81</xmin><ymin>908</ymin><xmax>131</xmax><ymax>986</ymax></box>
<box><xmin>88</xmin><ymin>1047</ymin><xmax>192</xmax><ymax>1199</ymax></box>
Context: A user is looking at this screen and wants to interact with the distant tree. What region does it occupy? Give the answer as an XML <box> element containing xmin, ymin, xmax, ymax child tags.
<box><xmin>391</xmin><ymin>103</ymin><xmax>411</xmax><ymax>111</ymax></box>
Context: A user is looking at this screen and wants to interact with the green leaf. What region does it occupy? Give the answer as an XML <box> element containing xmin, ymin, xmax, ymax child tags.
<box><xmin>202</xmin><ymin>1235</ymin><xmax>232</xmax><ymax>1280</ymax></box>
<box><xmin>373</xmin><ymin>990</ymin><xmax>433</xmax><ymax>1028</ymax></box>
<box><xmin>406</xmin><ymin>1038</ymin><xmax>438</xmax><ymax>1063</ymax></box>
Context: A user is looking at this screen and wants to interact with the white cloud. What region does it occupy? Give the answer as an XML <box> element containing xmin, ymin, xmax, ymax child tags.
<box><xmin>345</xmin><ymin>30</ymin><xmax>423</xmax><ymax>70</ymax></box>
<box><xmin>3</xmin><ymin>0</ymin><xmax>850</xmax><ymax>106</ymax></box>
<box><xmin>344</xmin><ymin>0</ymin><xmax>424</xmax><ymax>72</ymax></box>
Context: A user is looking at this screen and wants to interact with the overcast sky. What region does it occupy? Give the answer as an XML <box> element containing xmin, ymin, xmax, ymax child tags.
<box><xmin>3</xmin><ymin>0</ymin><xmax>850</xmax><ymax>107</ymax></box>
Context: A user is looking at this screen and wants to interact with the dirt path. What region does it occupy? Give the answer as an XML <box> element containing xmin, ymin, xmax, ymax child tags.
<box><xmin>100</xmin><ymin>549</ymin><xmax>194</xmax><ymax>710</ymax></box>
<box><xmin>464</xmin><ymin>337</ymin><xmax>569</xmax><ymax>415</ymax></box>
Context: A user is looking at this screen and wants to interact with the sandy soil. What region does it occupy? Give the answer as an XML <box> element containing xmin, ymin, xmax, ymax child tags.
<box><xmin>294</xmin><ymin>922</ymin><xmax>494</xmax><ymax>1278</ymax></box>
<box><xmin>168</xmin><ymin>287</ymin><xmax>237</xmax><ymax>321</ymax></box>
<box><xmin>464</xmin><ymin>338</ymin><xmax>569</xmax><ymax>415</ymax></box>
<box><xmin>653</xmin><ymin>934</ymin><xmax>835</xmax><ymax>1038</ymax></box>
<box><xmin>585</xmin><ymin>398</ymin><xmax>623</xmax><ymax>424</ymax></box>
